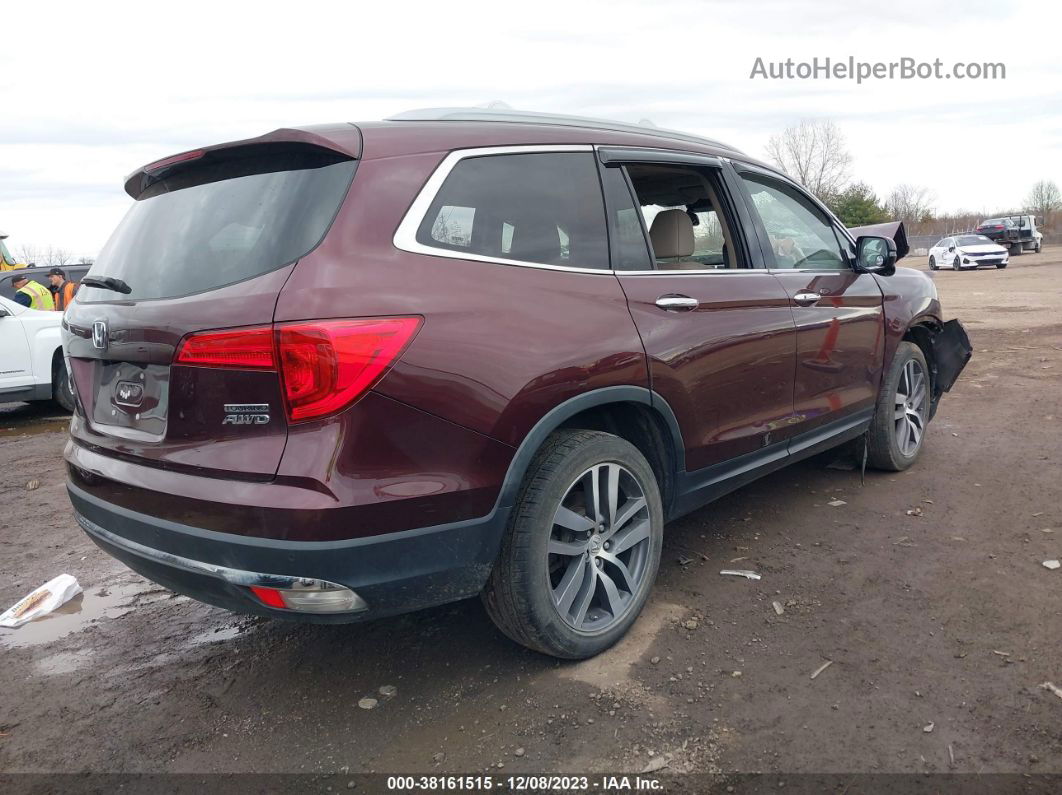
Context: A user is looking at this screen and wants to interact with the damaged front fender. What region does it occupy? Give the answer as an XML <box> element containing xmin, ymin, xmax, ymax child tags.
<box><xmin>931</xmin><ymin>319</ymin><xmax>972</xmax><ymax>395</ymax></box>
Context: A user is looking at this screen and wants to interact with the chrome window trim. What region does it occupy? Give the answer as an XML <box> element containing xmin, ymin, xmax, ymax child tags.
<box><xmin>618</xmin><ymin>268</ymin><xmax>771</xmax><ymax>277</ymax></box>
<box><xmin>765</xmin><ymin>268</ymin><xmax>856</xmax><ymax>274</ymax></box>
<box><xmin>393</xmin><ymin>144</ymin><xmax>615</xmax><ymax>274</ymax></box>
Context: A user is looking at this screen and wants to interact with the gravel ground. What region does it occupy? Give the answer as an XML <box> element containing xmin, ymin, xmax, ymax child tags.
<box><xmin>1</xmin><ymin>248</ymin><xmax>1060</xmax><ymax>785</ymax></box>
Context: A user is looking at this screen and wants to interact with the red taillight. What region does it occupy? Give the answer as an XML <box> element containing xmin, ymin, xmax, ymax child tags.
<box><xmin>278</xmin><ymin>318</ymin><xmax>422</xmax><ymax>422</ymax></box>
<box><xmin>174</xmin><ymin>326</ymin><xmax>276</xmax><ymax>369</ymax></box>
<box><xmin>250</xmin><ymin>586</ymin><xmax>287</xmax><ymax>609</ymax></box>
<box><xmin>174</xmin><ymin>317</ymin><xmax>421</xmax><ymax>423</ymax></box>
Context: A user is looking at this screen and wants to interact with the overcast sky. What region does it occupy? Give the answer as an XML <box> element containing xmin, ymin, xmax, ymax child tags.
<box><xmin>2</xmin><ymin>0</ymin><xmax>1059</xmax><ymax>258</ymax></box>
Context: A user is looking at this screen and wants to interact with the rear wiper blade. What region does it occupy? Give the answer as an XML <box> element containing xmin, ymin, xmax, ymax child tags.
<box><xmin>80</xmin><ymin>276</ymin><xmax>132</xmax><ymax>294</ymax></box>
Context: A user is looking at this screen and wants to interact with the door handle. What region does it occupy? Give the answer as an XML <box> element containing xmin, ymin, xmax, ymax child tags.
<box><xmin>655</xmin><ymin>295</ymin><xmax>699</xmax><ymax>311</ymax></box>
<box><xmin>792</xmin><ymin>292</ymin><xmax>821</xmax><ymax>306</ymax></box>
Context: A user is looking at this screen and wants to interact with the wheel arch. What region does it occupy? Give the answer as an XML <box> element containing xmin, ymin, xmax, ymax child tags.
<box><xmin>50</xmin><ymin>345</ymin><xmax>64</xmax><ymax>376</ymax></box>
<box><xmin>496</xmin><ymin>386</ymin><xmax>684</xmax><ymax>517</ymax></box>
<box><xmin>903</xmin><ymin>317</ymin><xmax>944</xmax><ymax>415</ymax></box>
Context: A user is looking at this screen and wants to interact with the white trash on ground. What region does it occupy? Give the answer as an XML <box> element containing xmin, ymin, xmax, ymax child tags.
<box><xmin>719</xmin><ymin>569</ymin><xmax>761</xmax><ymax>580</ymax></box>
<box><xmin>0</xmin><ymin>575</ymin><xmax>82</xmax><ymax>628</ymax></box>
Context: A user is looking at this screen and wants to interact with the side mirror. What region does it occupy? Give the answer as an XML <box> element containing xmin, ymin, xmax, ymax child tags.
<box><xmin>948</xmin><ymin>245</ymin><xmax>956</xmax><ymax>252</ymax></box>
<box><xmin>0</xmin><ymin>305</ymin><xmax>10</xmax><ymax>318</ymax></box>
<box><xmin>855</xmin><ymin>235</ymin><xmax>897</xmax><ymax>275</ymax></box>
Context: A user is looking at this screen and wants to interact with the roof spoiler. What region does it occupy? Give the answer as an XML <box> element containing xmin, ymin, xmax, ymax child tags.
<box><xmin>123</xmin><ymin>125</ymin><xmax>362</xmax><ymax>199</ymax></box>
<box><xmin>848</xmin><ymin>220</ymin><xmax>909</xmax><ymax>260</ymax></box>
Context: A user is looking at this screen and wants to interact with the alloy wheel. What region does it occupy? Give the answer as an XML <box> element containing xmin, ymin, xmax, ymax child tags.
<box><xmin>894</xmin><ymin>358</ymin><xmax>928</xmax><ymax>457</ymax></box>
<box><xmin>547</xmin><ymin>463</ymin><xmax>652</xmax><ymax>632</ymax></box>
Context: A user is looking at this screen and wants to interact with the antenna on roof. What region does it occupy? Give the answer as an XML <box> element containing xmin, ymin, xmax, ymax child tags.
<box><xmin>479</xmin><ymin>100</ymin><xmax>513</xmax><ymax>110</ymax></box>
<box><xmin>638</xmin><ymin>119</ymin><xmax>658</xmax><ymax>128</ymax></box>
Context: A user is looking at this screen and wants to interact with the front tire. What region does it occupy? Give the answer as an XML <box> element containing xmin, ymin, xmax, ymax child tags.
<box><xmin>867</xmin><ymin>342</ymin><xmax>931</xmax><ymax>471</ymax></box>
<box><xmin>953</xmin><ymin>256</ymin><xmax>962</xmax><ymax>271</ymax></box>
<box><xmin>483</xmin><ymin>430</ymin><xmax>663</xmax><ymax>659</ymax></box>
<box><xmin>996</xmin><ymin>262</ymin><xmax>1008</xmax><ymax>269</ymax></box>
<box><xmin>53</xmin><ymin>362</ymin><xmax>75</xmax><ymax>413</ymax></box>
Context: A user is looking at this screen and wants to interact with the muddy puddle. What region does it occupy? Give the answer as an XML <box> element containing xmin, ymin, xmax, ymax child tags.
<box><xmin>0</xmin><ymin>580</ymin><xmax>158</xmax><ymax>650</ymax></box>
<box><xmin>0</xmin><ymin>416</ymin><xmax>70</xmax><ymax>438</ymax></box>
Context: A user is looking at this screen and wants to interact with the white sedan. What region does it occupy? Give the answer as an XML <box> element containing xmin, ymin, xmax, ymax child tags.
<box><xmin>928</xmin><ymin>234</ymin><xmax>1009</xmax><ymax>271</ymax></box>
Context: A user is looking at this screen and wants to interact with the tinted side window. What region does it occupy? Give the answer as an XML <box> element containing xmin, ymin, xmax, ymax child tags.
<box><xmin>599</xmin><ymin>166</ymin><xmax>652</xmax><ymax>271</ymax></box>
<box><xmin>740</xmin><ymin>174</ymin><xmax>848</xmax><ymax>270</ymax></box>
<box><xmin>416</xmin><ymin>153</ymin><xmax>609</xmax><ymax>270</ymax></box>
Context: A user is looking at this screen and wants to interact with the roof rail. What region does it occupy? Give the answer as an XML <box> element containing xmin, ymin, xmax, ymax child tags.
<box><xmin>386</xmin><ymin>107</ymin><xmax>744</xmax><ymax>154</ymax></box>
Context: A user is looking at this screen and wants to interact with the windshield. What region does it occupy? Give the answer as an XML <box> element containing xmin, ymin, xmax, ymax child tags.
<box><xmin>78</xmin><ymin>144</ymin><xmax>355</xmax><ymax>302</ymax></box>
<box><xmin>956</xmin><ymin>235</ymin><xmax>992</xmax><ymax>246</ymax></box>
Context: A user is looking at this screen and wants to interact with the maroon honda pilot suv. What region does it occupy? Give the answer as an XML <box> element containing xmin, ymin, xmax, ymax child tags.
<box><xmin>63</xmin><ymin>109</ymin><xmax>971</xmax><ymax>658</ymax></box>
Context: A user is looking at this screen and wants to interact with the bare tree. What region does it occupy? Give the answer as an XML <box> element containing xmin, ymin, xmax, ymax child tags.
<box><xmin>15</xmin><ymin>244</ymin><xmax>40</xmax><ymax>267</ymax></box>
<box><xmin>1024</xmin><ymin>180</ymin><xmax>1061</xmax><ymax>226</ymax></box>
<box><xmin>765</xmin><ymin>119</ymin><xmax>852</xmax><ymax>203</ymax></box>
<box><xmin>78</xmin><ymin>256</ymin><xmax>95</xmax><ymax>265</ymax></box>
<box><xmin>41</xmin><ymin>247</ymin><xmax>73</xmax><ymax>269</ymax></box>
<box><xmin>884</xmin><ymin>184</ymin><xmax>935</xmax><ymax>226</ymax></box>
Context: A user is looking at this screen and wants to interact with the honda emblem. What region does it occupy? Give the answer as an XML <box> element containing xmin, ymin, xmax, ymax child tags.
<box><xmin>92</xmin><ymin>320</ymin><xmax>108</xmax><ymax>350</ymax></box>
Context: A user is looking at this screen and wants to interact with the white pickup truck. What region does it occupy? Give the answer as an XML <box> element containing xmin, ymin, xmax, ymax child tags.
<box><xmin>0</xmin><ymin>294</ymin><xmax>74</xmax><ymax>411</ymax></box>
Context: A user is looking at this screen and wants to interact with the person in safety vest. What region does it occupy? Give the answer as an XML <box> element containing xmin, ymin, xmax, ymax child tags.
<box><xmin>48</xmin><ymin>268</ymin><xmax>78</xmax><ymax>311</ymax></box>
<box><xmin>10</xmin><ymin>274</ymin><xmax>56</xmax><ymax>310</ymax></box>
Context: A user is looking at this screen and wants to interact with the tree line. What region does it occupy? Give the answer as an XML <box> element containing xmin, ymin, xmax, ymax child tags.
<box><xmin>765</xmin><ymin>120</ymin><xmax>1061</xmax><ymax>237</ymax></box>
<box><xmin>13</xmin><ymin>245</ymin><xmax>94</xmax><ymax>268</ymax></box>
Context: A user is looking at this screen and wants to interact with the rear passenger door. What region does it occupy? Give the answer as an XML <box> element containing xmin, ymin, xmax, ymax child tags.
<box><xmin>599</xmin><ymin>150</ymin><xmax>799</xmax><ymax>479</ymax></box>
<box><xmin>733</xmin><ymin>167</ymin><xmax>885</xmax><ymax>448</ymax></box>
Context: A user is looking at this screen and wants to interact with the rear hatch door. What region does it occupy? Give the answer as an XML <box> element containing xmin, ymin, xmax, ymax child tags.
<box><xmin>63</xmin><ymin>135</ymin><xmax>358</xmax><ymax>479</ymax></box>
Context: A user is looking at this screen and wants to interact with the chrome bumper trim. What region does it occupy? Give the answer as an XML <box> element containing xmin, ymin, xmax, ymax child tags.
<box><xmin>75</xmin><ymin>512</ymin><xmax>369</xmax><ymax>612</ymax></box>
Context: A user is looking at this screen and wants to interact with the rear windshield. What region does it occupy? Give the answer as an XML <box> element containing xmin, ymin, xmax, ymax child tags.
<box><xmin>78</xmin><ymin>144</ymin><xmax>356</xmax><ymax>303</ymax></box>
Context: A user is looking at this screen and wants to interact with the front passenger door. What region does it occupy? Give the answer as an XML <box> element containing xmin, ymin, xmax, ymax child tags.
<box><xmin>735</xmin><ymin>170</ymin><xmax>885</xmax><ymax>449</ymax></box>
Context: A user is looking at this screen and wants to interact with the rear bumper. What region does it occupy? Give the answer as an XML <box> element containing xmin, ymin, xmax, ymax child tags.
<box><xmin>69</xmin><ymin>481</ymin><xmax>509</xmax><ymax>623</ymax></box>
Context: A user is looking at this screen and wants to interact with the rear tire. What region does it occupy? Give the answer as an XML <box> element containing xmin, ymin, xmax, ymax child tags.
<box><xmin>867</xmin><ymin>342</ymin><xmax>931</xmax><ymax>472</ymax></box>
<box><xmin>53</xmin><ymin>361</ymin><xmax>75</xmax><ymax>413</ymax></box>
<box><xmin>1010</xmin><ymin>242</ymin><xmax>1022</xmax><ymax>256</ymax></box>
<box><xmin>928</xmin><ymin>256</ymin><xmax>937</xmax><ymax>270</ymax></box>
<box><xmin>482</xmin><ymin>430</ymin><xmax>663</xmax><ymax>659</ymax></box>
